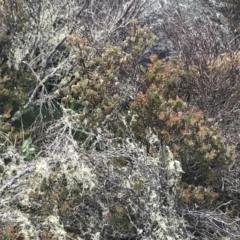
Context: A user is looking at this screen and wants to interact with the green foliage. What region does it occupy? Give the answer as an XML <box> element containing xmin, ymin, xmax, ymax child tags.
<box><xmin>58</xmin><ymin>21</ymin><xmax>157</xmax><ymax>130</ymax></box>
<box><xmin>20</xmin><ymin>137</ymin><xmax>36</xmax><ymax>161</ymax></box>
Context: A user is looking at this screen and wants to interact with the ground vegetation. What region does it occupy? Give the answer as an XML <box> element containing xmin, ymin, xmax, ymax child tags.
<box><xmin>0</xmin><ymin>0</ymin><xmax>240</xmax><ymax>239</ymax></box>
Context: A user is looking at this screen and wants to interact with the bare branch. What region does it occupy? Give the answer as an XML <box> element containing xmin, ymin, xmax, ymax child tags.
<box><xmin>0</xmin><ymin>166</ymin><xmax>35</xmax><ymax>196</ymax></box>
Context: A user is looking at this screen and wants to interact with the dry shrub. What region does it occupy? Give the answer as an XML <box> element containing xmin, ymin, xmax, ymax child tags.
<box><xmin>0</xmin><ymin>133</ymin><xmax>191</xmax><ymax>239</ymax></box>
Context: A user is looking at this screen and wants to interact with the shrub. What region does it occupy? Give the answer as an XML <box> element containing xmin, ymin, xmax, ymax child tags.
<box><xmin>130</xmin><ymin>56</ymin><xmax>235</xmax><ymax>192</ymax></box>
<box><xmin>157</xmin><ymin>2</ymin><xmax>240</xmax><ymax>149</ymax></box>
<box><xmin>58</xmin><ymin>21</ymin><xmax>157</xmax><ymax>131</ymax></box>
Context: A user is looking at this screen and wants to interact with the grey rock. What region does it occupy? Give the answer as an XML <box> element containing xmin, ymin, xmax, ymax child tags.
<box><xmin>139</xmin><ymin>0</ymin><xmax>234</xmax><ymax>67</ymax></box>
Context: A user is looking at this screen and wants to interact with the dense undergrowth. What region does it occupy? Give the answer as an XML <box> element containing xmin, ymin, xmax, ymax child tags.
<box><xmin>0</xmin><ymin>0</ymin><xmax>240</xmax><ymax>239</ymax></box>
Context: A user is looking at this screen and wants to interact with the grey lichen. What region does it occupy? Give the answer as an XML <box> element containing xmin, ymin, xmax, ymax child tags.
<box><xmin>0</xmin><ymin>131</ymin><xmax>191</xmax><ymax>239</ymax></box>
